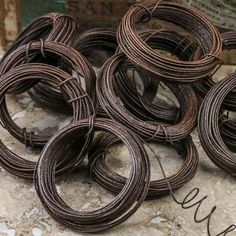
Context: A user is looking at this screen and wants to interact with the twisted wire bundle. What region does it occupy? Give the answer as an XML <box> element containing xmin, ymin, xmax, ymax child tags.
<box><xmin>198</xmin><ymin>72</ymin><xmax>236</xmax><ymax>175</ymax></box>
<box><xmin>34</xmin><ymin>118</ymin><xmax>150</xmax><ymax>233</ymax></box>
<box><xmin>0</xmin><ymin>13</ymin><xmax>77</xmax><ymax>94</ymax></box>
<box><xmin>113</xmin><ymin>30</ymin><xmax>197</xmax><ymax>123</ymax></box>
<box><xmin>117</xmin><ymin>1</ymin><xmax>222</xmax><ymax>83</ymax></box>
<box><xmin>89</xmin><ymin>132</ymin><xmax>199</xmax><ymax>199</ymax></box>
<box><xmin>194</xmin><ymin>31</ymin><xmax>236</xmax><ymax>110</ymax></box>
<box><xmin>0</xmin><ymin>40</ymin><xmax>96</xmax><ymax>113</ymax></box>
<box><xmin>97</xmin><ymin>53</ymin><xmax>198</xmax><ymax>141</ymax></box>
<box><xmin>0</xmin><ymin>64</ymin><xmax>94</xmax><ymax>179</ymax></box>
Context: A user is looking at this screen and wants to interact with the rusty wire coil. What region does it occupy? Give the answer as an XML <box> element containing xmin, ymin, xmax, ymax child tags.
<box><xmin>193</xmin><ymin>31</ymin><xmax>236</xmax><ymax>149</ymax></box>
<box><xmin>73</xmin><ymin>28</ymin><xmax>160</xmax><ymax>119</ymax></box>
<box><xmin>74</xmin><ymin>28</ymin><xmax>161</xmax><ymax>119</ymax></box>
<box><xmin>114</xmin><ymin>30</ymin><xmax>197</xmax><ymax>123</ymax></box>
<box><xmin>0</xmin><ymin>12</ymin><xmax>77</xmax><ymax>94</ymax></box>
<box><xmin>198</xmin><ymin>72</ymin><xmax>236</xmax><ymax>175</ymax></box>
<box><xmin>27</xmin><ymin>28</ymin><xmax>117</xmax><ymax>115</ymax></box>
<box><xmin>219</xmin><ymin>116</ymin><xmax>236</xmax><ymax>150</ymax></box>
<box><xmin>1</xmin><ymin>12</ymin><xmax>77</xmax><ymax>61</ymax></box>
<box><xmin>28</xmin><ymin>81</ymin><xmax>73</xmax><ymax>114</ymax></box>
<box><xmin>194</xmin><ymin>31</ymin><xmax>236</xmax><ymax>111</ymax></box>
<box><xmin>29</xmin><ymin>28</ymin><xmax>118</xmax><ymax>116</ymax></box>
<box><xmin>88</xmin><ymin>132</ymin><xmax>198</xmax><ymax>199</ymax></box>
<box><xmin>0</xmin><ymin>63</ymin><xmax>95</xmax><ymax>179</ymax></box>
<box><xmin>0</xmin><ymin>63</ymin><xmax>95</xmax><ymax>147</ymax></box>
<box><xmin>72</xmin><ymin>28</ymin><xmax>118</xmax><ymax>116</ymax></box>
<box><xmin>97</xmin><ymin>52</ymin><xmax>198</xmax><ymax>142</ymax></box>
<box><xmin>75</xmin><ymin>28</ymin><xmax>117</xmax><ymax>118</ymax></box>
<box><xmin>34</xmin><ymin>118</ymin><xmax>150</xmax><ymax>233</ymax></box>
<box><xmin>0</xmin><ymin>40</ymin><xmax>96</xmax><ymax>114</ymax></box>
<box><xmin>117</xmin><ymin>1</ymin><xmax>222</xmax><ymax>83</ymax></box>
<box><xmin>74</xmin><ymin>28</ymin><xmax>118</xmax><ymax>67</ymax></box>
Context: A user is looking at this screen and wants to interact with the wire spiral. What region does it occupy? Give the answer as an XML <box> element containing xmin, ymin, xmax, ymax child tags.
<box><xmin>153</xmin><ymin>149</ymin><xmax>236</xmax><ymax>236</ymax></box>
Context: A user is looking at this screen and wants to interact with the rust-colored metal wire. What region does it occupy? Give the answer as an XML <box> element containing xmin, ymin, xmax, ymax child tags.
<box><xmin>0</xmin><ymin>40</ymin><xmax>96</xmax><ymax>114</ymax></box>
<box><xmin>97</xmin><ymin>53</ymin><xmax>198</xmax><ymax>141</ymax></box>
<box><xmin>194</xmin><ymin>31</ymin><xmax>236</xmax><ymax>111</ymax></box>
<box><xmin>74</xmin><ymin>28</ymin><xmax>162</xmax><ymax>120</ymax></box>
<box><xmin>114</xmin><ymin>30</ymin><xmax>197</xmax><ymax>123</ymax></box>
<box><xmin>89</xmin><ymin>132</ymin><xmax>198</xmax><ymax>199</ymax></box>
<box><xmin>0</xmin><ymin>12</ymin><xmax>77</xmax><ymax>94</ymax></box>
<box><xmin>74</xmin><ymin>28</ymin><xmax>118</xmax><ymax>67</ymax></box>
<box><xmin>117</xmin><ymin>1</ymin><xmax>222</xmax><ymax>83</ymax></box>
<box><xmin>193</xmin><ymin>31</ymin><xmax>236</xmax><ymax>150</ymax></box>
<box><xmin>152</xmin><ymin>150</ymin><xmax>236</xmax><ymax>236</ymax></box>
<box><xmin>27</xmin><ymin>28</ymin><xmax>117</xmax><ymax>116</ymax></box>
<box><xmin>0</xmin><ymin>2</ymin><xmax>234</xmax><ymax>235</ymax></box>
<box><xmin>198</xmin><ymin>72</ymin><xmax>236</xmax><ymax>175</ymax></box>
<box><xmin>34</xmin><ymin>118</ymin><xmax>150</xmax><ymax>233</ymax></box>
<box><xmin>88</xmin><ymin>129</ymin><xmax>236</xmax><ymax>235</ymax></box>
<box><xmin>0</xmin><ymin>64</ymin><xmax>95</xmax><ymax>179</ymax></box>
<box><xmin>219</xmin><ymin>115</ymin><xmax>236</xmax><ymax>150</ymax></box>
<box><xmin>1</xmin><ymin>12</ymin><xmax>77</xmax><ymax>61</ymax></box>
<box><xmin>74</xmin><ymin>28</ymin><xmax>118</xmax><ymax>117</ymax></box>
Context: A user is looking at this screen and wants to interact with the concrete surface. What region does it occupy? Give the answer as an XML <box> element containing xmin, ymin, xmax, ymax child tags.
<box><xmin>0</xmin><ymin>66</ymin><xmax>236</xmax><ymax>236</ymax></box>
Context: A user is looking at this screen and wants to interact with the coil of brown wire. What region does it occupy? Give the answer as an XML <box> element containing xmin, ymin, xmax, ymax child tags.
<box><xmin>0</xmin><ymin>40</ymin><xmax>97</xmax><ymax>114</ymax></box>
<box><xmin>74</xmin><ymin>28</ymin><xmax>163</xmax><ymax>120</ymax></box>
<box><xmin>74</xmin><ymin>28</ymin><xmax>118</xmax><ymax>66</ymax></box>
<box><xmin>117</xmin><ymin>1</ymin><xmax>222</xmax><ymax>83</ymax></box>
<box><xmin>0</xmin><ymin>63</ymin><xmax>95</xmax><ymax>179</ymax></box>
<box><xmin>0</xmin><ymin>0</ymin><xmax>235</xmax><ymax>235</ymax></box>
<box><xmin>114</xmin><ymin>30</ymin><xmax>197</xmax><ymax>123</ymax></box>
<box><xmin>97</xmin><ymin>53</ymin><xmax>198</xmax><ymax>141</ymax></box>
<box><xmin>34</xmin><ymin>118</ymin><xmax>150</xmax><ymax>233</ymax></box>
<box><xmin>193</xmin><ymin>31</ymin><xmax>236</xmax><ymax>150</ymax></box>
<box><xmin>27</xmin><ymin>28</ymin><xmax>118</xmax><ymax>116</ymax></box>
<box><xmin>0</xmin><ymin>12</ymin><xmax>77</xmax><ymax>94</ymax></box>
<box><xmin>198</xmin><ymin>72</ymin><xmax>236</xmax><ymax>175</ymax></box>
<box><xmin>89</xmin><ymin>132</ymin><xmax>199</xmax><ymax>199</ymax></box>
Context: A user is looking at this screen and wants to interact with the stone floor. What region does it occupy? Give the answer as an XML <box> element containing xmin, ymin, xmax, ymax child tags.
<box><xmin>0</xmin><ymin>66</ymin><xmax>236</xmax><ymax>236</ymax></box>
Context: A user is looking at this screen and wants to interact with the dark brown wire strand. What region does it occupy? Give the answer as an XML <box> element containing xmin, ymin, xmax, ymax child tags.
<box><xmin>29</xmin><ymin>28</ymin><xmax>117</xmax><ymax>115</ymax></box>
<box><xmin>194</xmin><ymin>31</ymin><xmax>236</xmax><ymax>111</ymax></box>
<box><xmin>198</xmin><ymin>72</ymin><xmax>236</xmax><ymax>175</ymax></box>
<box><xmin>34</xmin><ymin>118</ymin><xmax>150</xmax><ymax>233</ymax></box>
<box><xmin>88</xmin><ymin>132</ymin><xmax>199</xmax><ymax>199</ymax></box>
<box><xmin>114</xmin><ymin>30</ymin><xmax>197</xmax><ymax>123</ymax></box>
<box><xmin>0</xmin><ymin>64</ymin><xmax>95</xmax><ymax>179</ymax></box>
<box><xmin>153</xmin><ymin>150</ymin><xmax>236</xmax><ymax>236</ymax></box>
<box><xmin>0</xmin><ymin>40</ymin><xmax>97</xmax><ymax>114</ymax></box>
<box><xmin>0</xmin><ymin>12</ymin><xmax>78</xmax><ymax>94</ymax></box>
<box><xmin>117</xmin><ymin>1</ymin><xmax>222</xmax><ymax>83</ymax></box>
<box><xmin>73</xmin><ymin>28</ymin><xmax>161</xmax><ymax>119</ymax></box>
<box><xmin>96</xmin><ymin>53</ymin><xmax>198</xmax><ymax>142</ymax></box>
